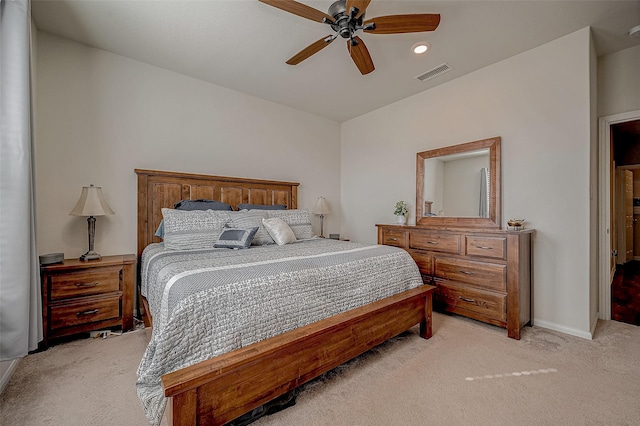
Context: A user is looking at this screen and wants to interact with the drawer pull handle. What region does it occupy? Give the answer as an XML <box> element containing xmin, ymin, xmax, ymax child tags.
<box><xmin>426</xmin><ymin>241</ymin><xmax>439</xmax><ymax>245</ymax></box>
<box><xmin>75</xmin><ymin>281</ymin><xmax>99</xmax><ymax>288</ymax></box>
<box><xmin>387</xmin><ymin>238</ymin><xmax>399</xmax><ymax>242</ymax></box>
<box><xmin>459</xmin><ymin>296</ymin><xmax>476</xmax><ymax>303</ymax></box>
<box><xmin>76</xmin><ymin>309</ymin><xmax>99</xmax><ymax>316</ymax></box>
<box><xmin>459</xmin><ymin>270</ymin><xmax>476</xmax><ymax>275</ymax></box>
<box><xmin>475</xmin><ymin>245</ymin><xmax>493</xmax><ymax>250</ymax></box>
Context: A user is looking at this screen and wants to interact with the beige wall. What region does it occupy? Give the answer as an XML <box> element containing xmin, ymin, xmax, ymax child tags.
<box><xmin>35</xmin><ymin>33</ymin><xmax>341</xmax><ymax>258</ymax></box>
<box><xmin>598</xmin><ymin>45</ymin><xmax>640</xmax><ymax>117</ymax></box>
<box><xmin>341</xmin><ymin>28</ymin><xmax>594</xmax><ymax>338</ymax></box>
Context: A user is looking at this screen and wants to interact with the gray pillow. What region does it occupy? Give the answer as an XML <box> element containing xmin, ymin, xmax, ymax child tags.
<box><xmin>267</xmin><ymin>209</ymin><xmax>314</xmax><ymax>240</ymax></box>
<box><xmin>155</xmin><ymin>199</ymin><xmax>234</xmax><ymax>239</ymax></box>
<box><xmin>228</xmin><ymin>211</ymin><xmax>275</xmax><ymax>245</ymax></box>
<box><xmin>162</xmin><ymin>208</ymin><xmax>229</xmax><ymax>250</ymax></box>
<box><xmin>214</xmin><ymin>227</ymin><xmax>259</xmax><ymax>249</ymax></box>
<box><xmin>238</xmin><ymin>203</ymin><xmax>287</xmax><ymax>211</ymax></box>
<box><xmin>174</xmin><ymin>199</ymin><xmax>233</xmax><ymax>211</ymax></box>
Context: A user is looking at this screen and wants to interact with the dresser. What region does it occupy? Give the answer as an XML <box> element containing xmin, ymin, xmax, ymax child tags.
<box><xmin>40</xmin><ymin>254</ymin><xmax>136</xmax><ymax>347</ymax></box>
<box><xmin>377</xmin><ymin>225</ymin><xmax>533</xmax><ymax>339</ymax></box>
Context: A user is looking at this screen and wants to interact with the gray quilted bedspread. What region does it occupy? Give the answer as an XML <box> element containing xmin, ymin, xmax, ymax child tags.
<box><xmin>136</xmin><ymin>238</ymin><xmax>422</xmax><ymax>425</ymax></box>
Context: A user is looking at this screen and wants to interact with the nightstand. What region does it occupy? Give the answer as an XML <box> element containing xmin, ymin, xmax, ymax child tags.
<box><xmin>40</xmin><ymin>254</ymin><xmax>136</xmax><ymax>347</ymax></box>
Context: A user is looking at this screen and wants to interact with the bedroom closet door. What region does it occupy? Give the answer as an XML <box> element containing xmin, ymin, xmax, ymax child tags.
<box><xmin>617</xmin><ymin>169</ymin><xmax>634</xmax><ymax>264</ymax></box>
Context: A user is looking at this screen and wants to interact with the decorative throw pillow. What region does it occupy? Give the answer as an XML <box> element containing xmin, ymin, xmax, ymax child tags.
<box><xmin>267</xmin><ymin>209</ymin><xmax>314</xmax><ymax>240</ymax></box>
<box><xmin>214</xmin><ymin>227</ymin><xmax>259</xmax><ymax>249</ymax></box>
<box><xmin>238</xmin><ymin>203</ymin><xmax>287</xmax><ymax>211</ymax></box>
<box><xmin>162</xmin><ymin>208</ymin><xmax>229</xmax><ymax>250</ymax></box>
<box><xmin>262</xmin><ymin>217</ymin><xmax>297</xmax><ymax>245</ymax></box>
<box><xmin>228</xmin><ymin>210</ymin><xmax>275</xmax><ymax>245</ymax></box>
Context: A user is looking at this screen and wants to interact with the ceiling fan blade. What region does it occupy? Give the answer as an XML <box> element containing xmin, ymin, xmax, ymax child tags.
<box><xmin>259</xmin><ymin>0</ymin><xmax>334</xmax><ymax>24</ymax></box>
<box><xmin>287</xmin><ymin>36</ymin><xmax>335</xmax><ymax>65</ymax></box>
<box><xmin>347</xmin><ymin>36</ymin><xmax>374</xmax><ymax>75</ymax></box>
<box><xmin>363</xmin><ymin>14</ymin><xmax>441</xmax><ymax>34</ymax></box>
<box><xmin>346</xmin><ymin>0</ymin><xmax>371</xmax><ymax>19</ymax></box>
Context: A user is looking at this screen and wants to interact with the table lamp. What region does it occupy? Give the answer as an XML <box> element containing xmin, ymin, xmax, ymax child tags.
<box><xmin>313</xmin><ymin>196</ymin><xmax>330</xmax><ymax>238</ymax></box>
<box><xmin>69</xmin><ymin>184</ymin><xmax>115</xmax><ymax>261</ymax></box>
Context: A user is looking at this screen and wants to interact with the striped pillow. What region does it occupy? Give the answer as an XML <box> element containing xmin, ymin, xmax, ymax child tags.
<box><xmin>162</xmin><ymin>208</ymin><xmax>229</xmax><ymax>250</ymax></box>
<box><xmin>227</xmin><ymin>211</ymin><xmax>275</xmax><ymax>246</ymax></box>
<box><xmin>267</xmin><ymin>209</ymin><xmax>314</xmax><ymax>240</ymax></box>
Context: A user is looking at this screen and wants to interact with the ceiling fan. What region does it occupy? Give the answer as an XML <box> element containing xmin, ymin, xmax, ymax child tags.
<box><xmin>259</xmin><ymin>0</ymin><xmax>440</xmax><ymax>75</ymax></box>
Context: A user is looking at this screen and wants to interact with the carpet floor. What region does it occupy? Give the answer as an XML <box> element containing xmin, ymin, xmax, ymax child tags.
<box><xmin>1</xmin><ymin>313</ymin><xmax>639</xmax><ymax>426</ymax></box>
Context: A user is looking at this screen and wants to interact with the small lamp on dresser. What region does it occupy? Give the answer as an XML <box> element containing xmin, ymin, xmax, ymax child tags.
<box><xmin>69</xmin><ymin>184</ymin><xmax>115</xmax><ymax>261</ymax></box>
<box><xmin>313</xmin><ymin>196</ymin><xmax>330</xmax><ymax>238</ymax></box>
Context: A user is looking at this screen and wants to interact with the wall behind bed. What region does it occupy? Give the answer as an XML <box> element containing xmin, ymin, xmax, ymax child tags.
<box><xmin>35</xmin><ymin>32</ymin><xmax>341</xmax><ymax>258</ymax></box>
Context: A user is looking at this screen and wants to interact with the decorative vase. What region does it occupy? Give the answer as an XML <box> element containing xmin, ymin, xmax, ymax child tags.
<box><xmin>396</xmin><ymin>215</ymin><xmax>407</xmax><ymax>225</ymax></box>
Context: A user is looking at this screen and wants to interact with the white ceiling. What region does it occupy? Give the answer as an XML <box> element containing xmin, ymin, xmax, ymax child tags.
<box><xmin>31</xmin><ymin>0</ymin><xmax>640</xmax><ymax>122</ymax></box>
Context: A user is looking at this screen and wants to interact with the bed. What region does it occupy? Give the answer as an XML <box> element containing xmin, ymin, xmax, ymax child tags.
<box><xmin>135</xmin><ymin>169</ymin><xmax>436</xmax><ymax>426</ymax></box>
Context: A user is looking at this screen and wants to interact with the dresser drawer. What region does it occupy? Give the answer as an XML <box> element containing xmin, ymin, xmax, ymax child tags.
<box><xmin>465</xmin><ymin>236</ymin><xmax>506</xmax><ymax>259</ymax></box>
<box><xmin>408</xmin><ymin>251</ymin><xmax>433</xmax><ymax>275</ymax></box>
<box><xmin>382</xmin><ymin>229</ymin><xmax>406</xmax><ymax>247</ymax></box>
<box><xmin>50</xmin><ymin>266</ymin><xmax>121</xmax><ymax>300</ymax></box>
<box><xmin>50</xmin><ymin>296</ymin><xmax>121</xmax><ymax>330</ymax></box>
<box><xmin>434</xmin><ymin>257</ymin><xmax>506</xmax><ymax>292</ymax></box>
<box><xmin>409</xmin><ymin>231</ymin><xmax>460</xmax><ymax>254</ymax></box>
<box><xmin>435</xmin><ymin>280</ymin><xmax>507</xmax><ymax>323</ymax></box>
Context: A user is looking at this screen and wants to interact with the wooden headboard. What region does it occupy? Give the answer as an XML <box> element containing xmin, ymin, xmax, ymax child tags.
<box><xmin>135</xmin><ymin>169</ymin><xmax>299</xmax><ymax>257</ymax></box>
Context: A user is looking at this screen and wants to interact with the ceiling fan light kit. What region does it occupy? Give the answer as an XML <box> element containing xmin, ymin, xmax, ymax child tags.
<box><xmin>259</xmin><ymin>0</ymin><xmax>440</xmax><ymax>75</ymax></box>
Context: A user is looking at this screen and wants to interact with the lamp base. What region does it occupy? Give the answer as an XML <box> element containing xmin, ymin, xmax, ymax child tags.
<box><xmin>79</xmin><ymin>251</ymin><xmax>102</xmax><ymax>261</ymax></box>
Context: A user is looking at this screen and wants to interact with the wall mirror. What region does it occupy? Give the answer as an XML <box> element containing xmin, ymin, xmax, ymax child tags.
<box><xmin>416</xmin><ymin>137</ymin><xmax>501</xmax><ymax>228</ymax></box>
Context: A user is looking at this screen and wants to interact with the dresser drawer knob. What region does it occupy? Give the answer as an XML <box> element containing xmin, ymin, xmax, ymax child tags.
<box><xmin>76</xmin><ymin>309</ymin><xmax>99</xmax><ymax>316</ymax></box>
<box><xmin>387</xmin><ymin>237</ymin><xmax>399</xmax><ymax>241</ymax></box>
<box><xmin>459</xmin><ymin>270</ymin><xmax>476</xmax><ymax>275</ymax></box>
<box><xmin>475</xmin><ymin>245</ymin><xmax>493</xmax><ymax>250</ymax></box>
<box><xmin>459</xmin><ymin>296</ymin><xmax>476</xmax><ymax>303</ymax></box>
<box><xmin>75</xmin><ymin>281</ymin><xmax>99</xmax><ymax>288</ymax></box>
<box><xmin>426</xmin><ymin>241</ymin><xmax>439</xmax><ymax>245</ymax></box>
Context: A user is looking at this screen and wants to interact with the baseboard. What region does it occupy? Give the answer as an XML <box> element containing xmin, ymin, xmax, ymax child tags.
<box><xmin>0</xmin><ymin>359</ymin><xmax>21</xmax><ymax>395</ymax></box>
<box><xmin>533</xmin><ymin>319</ymin><xmax>593</xmax><ymax>340</ymax></box>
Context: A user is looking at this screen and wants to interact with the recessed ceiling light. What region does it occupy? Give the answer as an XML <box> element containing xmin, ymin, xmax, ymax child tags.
<box><xmin>629</xmin><ymin>24</ymin><xmax>640</xmax><ymax>38</ymax></box>
<box><xmin>412</xmin><ymin>42</ymin><xmax>430</xmax><ymax>55</ymax></box>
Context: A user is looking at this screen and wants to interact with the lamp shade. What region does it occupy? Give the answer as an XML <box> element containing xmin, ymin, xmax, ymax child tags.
<box><xmin>69</xmin><ymin>185</ymin><xmax>115</xmax><ymax>217</ymax></box>
<box><xmin>313</xmin><ymin>196</ymin><xmax>330</xmax><ymax>215</ymax></box>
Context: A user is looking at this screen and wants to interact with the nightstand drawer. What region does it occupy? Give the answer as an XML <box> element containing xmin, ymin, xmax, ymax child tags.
<box><xmin>50</xmin><ymin>266</ymin><xmax>121</xmax><ymax>300</ymax></box>
<box><xmin>409</xmin><ymin>231</ymin><xmax>460</xmax><ymax>254</ymax></box>
<box><xmin>434</xmin><ymin>257</ymin><xmax>506</xmax><ymax>292</ymax></box>
<box><xmin>50</xmin><ymin>296</ymin><xmax>121</xmax><ymax>330</ymax></box>
<box><xmin>435</xmin><ymin>280</ymin><xmax>506</xmax><ymax>323</ymax></box>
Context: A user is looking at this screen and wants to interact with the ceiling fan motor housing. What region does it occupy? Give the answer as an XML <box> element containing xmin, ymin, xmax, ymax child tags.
<box><xmin>328</xmin><ymin>0</ymin><xmax>364</xmax><ymax>39</ymax></box>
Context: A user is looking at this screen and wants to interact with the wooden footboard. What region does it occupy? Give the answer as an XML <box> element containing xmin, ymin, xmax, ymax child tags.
<box><xmin>162</xmin><ymin>284</ymin><xmax>435</xmax><ymax>426</ymax></box>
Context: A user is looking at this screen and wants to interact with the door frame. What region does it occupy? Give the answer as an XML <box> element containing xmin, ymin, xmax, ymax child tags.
<box><xmin>599</xmin><ymin>109</ymin><xmax>640</xmax><ymax>320</ymax></box>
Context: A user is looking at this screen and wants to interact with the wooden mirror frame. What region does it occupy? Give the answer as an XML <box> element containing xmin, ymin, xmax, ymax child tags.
<box><xmin>416</xmin><ymin>136</ymin><xmax>501</xmax><ymax>228</ymax></box>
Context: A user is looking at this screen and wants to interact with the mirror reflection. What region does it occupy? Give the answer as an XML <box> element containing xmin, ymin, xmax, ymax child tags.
<box><xmin>423</xmin><ymin>149</ymin><xmax>490</xmax><ymax>217</ymax></box>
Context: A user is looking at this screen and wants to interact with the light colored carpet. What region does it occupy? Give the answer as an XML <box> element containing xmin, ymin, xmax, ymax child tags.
<box><xmin>1</xmin><ymin>313</ymin><xmax>639</xmax><ymax>426</ymax></box>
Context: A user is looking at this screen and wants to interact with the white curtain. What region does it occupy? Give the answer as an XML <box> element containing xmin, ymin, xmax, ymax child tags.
<box><xmin>0</xmin><ymin>0</ymin><xmax>43</xmax><ymax>360</ymax></box>
<box><xmin>479</xmin><ymin>167</ymin><xmax>490</xmax><ymax>218</ymax></box>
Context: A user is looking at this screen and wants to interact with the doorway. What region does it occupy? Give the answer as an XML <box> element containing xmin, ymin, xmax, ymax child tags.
<box><xmin>599</xmin><ymin>110</ymin><xmax>640</xmax><ymax>322</ymax></box>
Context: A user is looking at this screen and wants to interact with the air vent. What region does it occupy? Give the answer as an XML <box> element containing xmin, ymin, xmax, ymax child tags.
<box><xmin>415</xmin><ymin>63</ymin><xmax>451</xmax><ymax>82</ymax></box>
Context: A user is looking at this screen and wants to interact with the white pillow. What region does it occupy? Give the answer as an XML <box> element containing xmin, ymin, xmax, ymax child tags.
<box><xmin>262</xmin><ymin>217</ymin><xmax>296</xmax><ymax>245</ymax></box>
